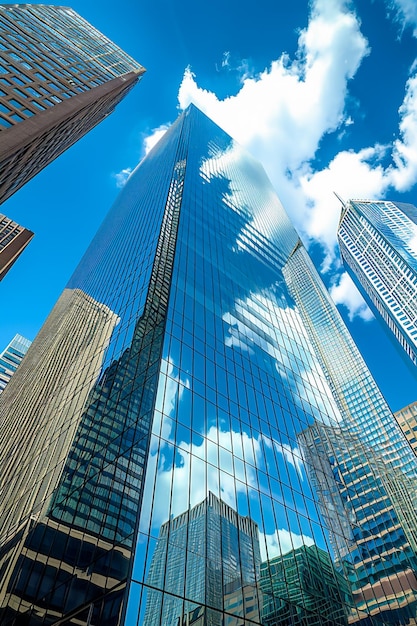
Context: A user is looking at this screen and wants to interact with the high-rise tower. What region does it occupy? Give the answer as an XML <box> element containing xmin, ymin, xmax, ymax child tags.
<box><xmin>0</xmin><ymin>4</ymin><xmax>145</xmax><ymax>204</ymax></box>
<box><xmin>337</xmin><ymin>199</ymin><xmax>417</xmax><ymax>369</ymax></box>
<box><xmin>0</xmin><ymin>213</ymin><xmax>34</xmax><ymax>279</ymax></box>
<box><xmin>0</xmin><ymin>333</ymin><xmax>31</xmax><ymax>392</ymax></box>
<box><xmin>143</xmin><ymin>492</ymin><xmax>261</xmax><ymax>626</ymax></box>
<box><xmin>1</xmin><ymin>106</ymin><xmax>416</xmax><ymax>626</ymax></box>
<box><xmin>394</xmin><ymin>401</ymin><xmax>417</xmax><ymax>457</ymax></box>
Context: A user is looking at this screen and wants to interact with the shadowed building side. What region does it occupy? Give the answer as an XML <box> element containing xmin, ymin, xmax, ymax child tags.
<box><xmin>0</xmin><ymin>4</ymin><xmax>145</xmax><ymax>205</ymax></box>
<box><xmin>0</xmin><ymin>214</ymin><xmax>33</xmax><ymax>280</ymax></box>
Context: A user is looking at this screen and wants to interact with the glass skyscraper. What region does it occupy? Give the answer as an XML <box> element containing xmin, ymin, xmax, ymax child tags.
<box><xmin>0</xmin><ymin>4</ymin><xmax>145</xmax><ymax>204</ymax></box>
<box><xmin>0</xmin><ymin>333</ymin><xmax>31</xmax><ymax>392</ymax></box>
<box><xmin>1</xmin><ymin>105</ymin><xmax>417</xmax><ymax>625</ymax></box>
<box><xmin>143</xmin><ymin>492</ymin><xmax>261</xmax><ymax>625</ymax></box>
<box><xmin>337</xmin><ymin>199</ymin><xmax>417</xmax><ymax>369</ymax></box>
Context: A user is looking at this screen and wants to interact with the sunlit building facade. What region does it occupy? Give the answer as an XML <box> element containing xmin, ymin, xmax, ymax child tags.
<box><xmin>0</xmin><ymin>4</ymin><xmax>145</xmax><ymax>204</ymax></box>
<box><xmin>1</xmin><ymin>105</ymin><xmax>417</xmax><ymax>625</ymax></box>
<box><xmin>394</xmin><ymin>401</ymin><xmax>417</xmax><ymax>456</ymax></box>
<box><xmin>284</xmin><ymin>243</ymin><xmax>417</xmax><ymax>622</ymax></box>
<box><xmin>0</xmin><ymin>213</ymin><xmax>33</xmax><ymax>279</ymax></box>
<box><xmin>337</xmin><ymin>199</ymin><xmax>417</xmax><ymax>369</ymax></box>
<box><xmin>0</xmin><ymin>333</ymin><xmax>31</xmax><ymax>392</ymax></box>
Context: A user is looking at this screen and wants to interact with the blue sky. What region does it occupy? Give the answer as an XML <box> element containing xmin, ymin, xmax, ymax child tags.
<box><xmin>1</xmin><ymin>0</ymin><xmax>417</xmax><ymax>412</ymax></box>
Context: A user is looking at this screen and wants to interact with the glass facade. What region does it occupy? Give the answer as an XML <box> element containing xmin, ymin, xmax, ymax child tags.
<box><xmin>1</xmin><ymin>105</ymin><xmax>417</xmax><ymax>625</ymax></box>
<box><xmin>0</xmin><ymin>4</ymin><xmax>145</xmax><ymax>204</ymax></box>
<box><xmin>338</xmin><ymin>199</ymin><xmax>417</xmax><ymax>369</ymax></box>
<box><xmin>284</xmin><ymin>244</ymin><xmax>417</xmax><ymax>621</ymax></box>
<box><xmin>0</xmin><ymin>333</ymin><xmax>31</xmax><ymax>392</ymax></box>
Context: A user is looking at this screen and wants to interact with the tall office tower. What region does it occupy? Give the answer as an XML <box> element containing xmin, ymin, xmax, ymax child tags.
<box><xmin>394</xmin><ymin>401</ymin><xmax>417</xmax><ymax>456</ymax></box>
<box><xmin>337</xmin><ymin>199</ymin><xmax>417</xmax><ymax>368</ymax></box>
<box><xmin>143</xmin><ymin>492</ymin><xmax>261</xmax><ymax>626</ymax></box>
<box><xmin>0</xmin><ymin>213</ymin><xmax>34</xmax><ymax>279</ymax></box>
<box><xmin>0</xmin><ymin>4</ymin><xmax>145</xmax><ymax>204</ymax></box>
<box><xmin>1</xmin><ymin>105</ymin><xmax>417</xmax><ymax>626</ymax></box>
<box><xmin>0</xmin><ymin>333</ymin><xmax>31</xmax><ymax>392</ymax></box>
<box><xmin>283</xmin><ymin>243</ymin><xmax>417</xmax><ymax>622</ymax></box>
<box><xmin>259</xmin><ymin>544</ymin><xmax>351</xmax><ymax>625</ymax></box>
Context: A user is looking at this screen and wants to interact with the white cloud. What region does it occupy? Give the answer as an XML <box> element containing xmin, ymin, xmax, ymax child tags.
<box><xmin>387</xmin><ymin>0</ymin><xmax>417</xmax><ymax>36</ymax></box>
<box><xmin>176</xmin><ymin>0</ymin><xmax>370</xmax><ymax>316</ymax></box>
<box><xmin>178</xmin><ymin>1</ymin><xmax>368</xmax><ymax>189</ymax></box>
<box><xmin>113</xmin><ymin>167</ymin><xmax>132</xmax><ymax>188</ymax></box>
<box><xmin>299</xmin><ymin>146</ymin><xmax>388</xmax><ymax>268</ymax></box>
<box><xmin>389</xmin><ymin>73</ymin><xmax>417</xmax><ymax>189</ymax></box>
<box><xmin>113</xmin><ymin>0</ymin><xmax>416</xmax><ymax>323</ymax></box>
<box><xmin>174</xmin><ymin>0</ymin><xmax>417</xmax><ymax>320</ymax></box>
<box><xmin>178</xmin><ymin>22</ymin><xmax>367</xmax><ymax>176</ymax></box>
<box><xmin>143</xmin><ymin>123</ymin><xmax>170</xmax><ymax>156</ymax></box>
<box><xmin>300</xmin><ymin>70</ymin><xmax>417</xmax><ymax>269</ymax></box>
<box><xmin>260</xmin><ymin>528</ymin><xmax>314</xmax><ymax>562</ymax></box>
<box><xmin>329</xmin><ymin>272</ymin><xmax>374</xmax><ymax>322</ymax></box>
<box><xmin>222</xmin><ymin>51</ymin><xmax>230</xmax><ymax>69</ymax></box>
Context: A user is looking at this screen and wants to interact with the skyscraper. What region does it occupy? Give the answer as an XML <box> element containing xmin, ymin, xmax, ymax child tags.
<box><xmin>143</xmin><ymin>492</ymin><xmax>261</xmax><ymax>626</ymax></box>
<box><xmin>259</xmin><ymin>544</ymin><xmax>351</xmax><ymax>625</ymax></box>
<box><xmin>394</xmin><ymin>401</ymin><xmax>417</xmax><ymax>456</ymax></box>
<box><xmin>337</xmin><ymin>199</ymin><xmax>417</xmax><ymax>369</ymax></box>
<box><xmin>0</xmin><ymin>333</ymin><xmax>31</xmax><ymax>392</ymax></box>
<box><xmin>1</xmin><ymin>105</ymin><xmax>417</xmax><ymax>626</ymax></box>
<box><xmin>0</xmin><ymin>213</ymin><xmax>34</xmax><ymax>279</ymax></box>
<box><xmin>283</xmin><ymin>243</ymin><xmax>417</xmax><ymax>621</ymax></box>
<box><xmin>0</xmin><ymin>4</ymin><xmax>145</xmax><ymax>204</ymax></box>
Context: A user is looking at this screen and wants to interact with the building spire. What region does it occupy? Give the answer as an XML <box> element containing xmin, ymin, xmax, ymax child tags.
<box><xmin>333</xmin><ymin>191</ymin><xmax>347</xmax><ymax>208</ymax></box>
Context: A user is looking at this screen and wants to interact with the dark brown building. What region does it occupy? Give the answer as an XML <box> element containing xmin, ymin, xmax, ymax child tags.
<box><xmin>0</xmin><ymin>4</ymin><xmax>145</xmax><ymax>205</ymax></box>
<box><xmin>0</xmin><ymin>213</ymin><xmax>34</xmax><ymax>280</ymax></box>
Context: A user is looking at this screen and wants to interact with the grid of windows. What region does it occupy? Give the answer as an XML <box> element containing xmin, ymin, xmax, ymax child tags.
<box><xmin>395</xmin><ymin>402</ymin><xmax>417</xmax><ymax>456</ymax></box>
<box><xmin>0</xmin><ymin>4</ymin><xmax>145</xmax><ymax>204</ymax></box>
<box><xmin>0</xmin><ymin>333</ymin><xmax>31</xmax><ymax>392</ymax></box>
<box><xmin>1</xmin><ymin>106</ymin><xmax>417</xmax><ymax>626</ymax></box>
<box><xmin>0</xmin><ymin>4</ymin><xmax>143</xmax><ymax>129</ymax></box>
<box><xmin>338</xmin><ymin>199</ymin><xmax>417</xmax><ymax>367</ymax></box>
<box><xmin>283</xmin><ymin>244</ymin><xmax>417</xmax><ymax>620</ymax></box>
<box><xmin>0</xmin><ymin>212</ymin><xmax>34</xmax><ymax>279</ymax></box>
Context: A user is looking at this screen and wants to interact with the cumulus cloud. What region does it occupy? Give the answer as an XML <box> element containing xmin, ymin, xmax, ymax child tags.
<box><xmin>389</xmin><ymin>73</ymin><xmax>417</xmax><ymax>189</ymax></box>
<box><xmin>143</xmin><ymin>123</ymin><xmax>171</xmax><ymax>156</ymax></box>
<box><xmin>329</xmin><ymin>272</ymin><xmax>374</xmax><ymax>321</ymax></box>
<box><xmin>260</xmin><ymin>528</ymin><xmax>314</xmax><ymax>562</ymax></box>
<box><xmin>299</xmin><ymin>146</ymin><xmax>388</xmax><ymax>268</ymax></box>
<box><xmin>174</xmin><ymin>0</ymin><xmax>417</xmax><ymax>319</ymax></box>
<box><xmin>177</xmin><ymin>0</ymin><xmax>368</xmax><ymax>235</ymax></box>
<box><xmin>113</xmin><ymin>167</ymin><xmax>133</xmax><ymax>188</ymax></box>
<box><xmin>115</xmin><ymin>0</ymin><xmax>415</xmax><ymax>320</ymax></box>
<box><xmin>176</xmin><ymin>0</ymin><xmax>371</xmax><ymax>314</ymax></box>
<box><xmin>300</xmin><ymin>70</ymin><xmax>417</xmax><ymax>266</ymax></box>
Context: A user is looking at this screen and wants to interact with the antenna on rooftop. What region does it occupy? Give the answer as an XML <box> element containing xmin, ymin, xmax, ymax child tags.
<box><xmin>333</xmin><ymin>192</ymin><xmax>347</xmax><ymax>208</ymax></box>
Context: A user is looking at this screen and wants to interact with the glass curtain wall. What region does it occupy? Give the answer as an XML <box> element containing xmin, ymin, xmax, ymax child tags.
<box><xmin>0</xmin><ymin>105</ymin><xmax>416</xmax><ymax>626</ymax></box>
